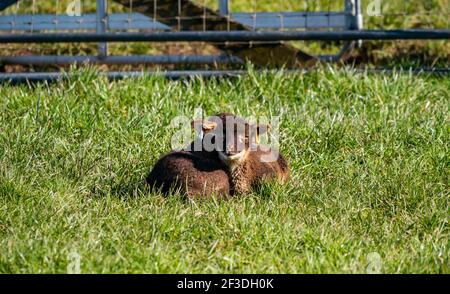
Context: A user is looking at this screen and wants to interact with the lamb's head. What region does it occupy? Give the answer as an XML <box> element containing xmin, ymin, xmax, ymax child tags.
<box><xmin>192</xmin><ymin>113</ymin><xmax>270</xmax><ymax>167</ymax></box>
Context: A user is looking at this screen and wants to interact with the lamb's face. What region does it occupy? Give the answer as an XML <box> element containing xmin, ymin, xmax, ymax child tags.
<box><xmin>193</xmin><ymin>113</ymin><xmax>269</xmax><ymax>167</ymax></box>
<box><xmin>216</xmin><ymin>115</ymin><xmax>251</xmax><ymax>165</ymax></box>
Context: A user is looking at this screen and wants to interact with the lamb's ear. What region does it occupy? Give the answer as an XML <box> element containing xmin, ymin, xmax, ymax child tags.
<box><xmin>191</xmin><ymin>120</ymin><xmax>217</xmax><ymax>133</ymax></box>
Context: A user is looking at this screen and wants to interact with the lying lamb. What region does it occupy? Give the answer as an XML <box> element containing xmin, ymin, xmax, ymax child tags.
<box><xmin>146</xmin><ymin>113</ymin><xmax>289</xmax><ymax>198</ymax></box>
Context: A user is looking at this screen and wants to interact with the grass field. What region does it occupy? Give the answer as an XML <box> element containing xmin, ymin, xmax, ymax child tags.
<box><xmin>0</xmin><ymin>68</ymin><xmax>448</xmax><ymax>273</ymax></box>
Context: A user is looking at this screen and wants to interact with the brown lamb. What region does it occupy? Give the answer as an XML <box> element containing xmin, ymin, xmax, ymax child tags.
<box><xmin>146</xmin><ymin>113</ymin><xmax>289</xmax><ymax>198</ymax></box>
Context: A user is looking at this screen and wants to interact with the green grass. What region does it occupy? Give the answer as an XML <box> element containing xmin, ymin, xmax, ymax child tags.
<box><xmin>0</xmin><ymin>68</ymin><xmax>449</xmax><ymax>273</ymax></box>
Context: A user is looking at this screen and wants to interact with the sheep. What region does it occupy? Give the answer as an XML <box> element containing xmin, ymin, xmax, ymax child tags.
<box><xmin>145</xmin><ymin>121</ymin><xmax>231</xmax><ymax>199</ymax></box>
<box><xmin>146</xmin><ymin>112</ymin><xmax>289</xmax><ymax>198</ymax></box>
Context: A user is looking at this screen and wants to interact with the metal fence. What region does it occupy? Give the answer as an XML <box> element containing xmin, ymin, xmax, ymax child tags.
<box><xmin>0</xmin><ymin>0</ymin><xmax>449</xmax><ymax>81</ymax></box>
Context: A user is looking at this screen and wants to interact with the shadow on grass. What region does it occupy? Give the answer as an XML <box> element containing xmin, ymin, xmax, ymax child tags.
<box><xmin>89</xmin><ymin>176</ymin><xmax>153</xmax><ymax>200</ymax></box>
<box><xmin>88</xmin><ymin>175</ymin><xmax>201</xmax><ymax>204</ymax></box>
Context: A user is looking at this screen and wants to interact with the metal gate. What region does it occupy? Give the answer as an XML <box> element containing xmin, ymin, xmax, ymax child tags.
<box><xmin>0</xmin><ymin>0</ymin><xmax>449</xmax><ymax>82</ymax></box>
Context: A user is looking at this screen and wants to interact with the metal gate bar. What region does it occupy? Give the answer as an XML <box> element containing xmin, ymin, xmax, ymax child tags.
<box><xmin>1</xmin><ymin>68</ymin><xmax>449</xmax><ymax>84</ymax></box>
<box><xmin>0</xmin><ymin>30</ymin><xmax>449</xmax><ymax>43</ymax></box>
<box><xmin>0</xmin><ymin>54</ymin><xmax>242</xmax><ymax>65</ymax></box>
<box><xmin>0</xmin><ymin>12</ymin><xmax>354</xmax><ymax>31</ymax></box>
